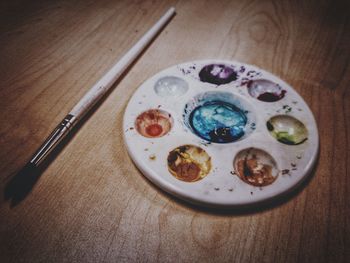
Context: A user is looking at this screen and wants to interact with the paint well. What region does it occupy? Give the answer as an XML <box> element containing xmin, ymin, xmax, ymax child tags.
<box><xmin>183</xmin><ymin>92</ymin><xmax>256</xmax><ymax>143</ymax></box>
<box><xmin>135</xmin><ymin>109</ymin><xmax>173</xmax><ymax>138</ymax></box>
<box><xmin>199</xmin><ymin>64</ymin><xmax>237</xmax><ymax>85</ymax></box>
<box><xmin>234</xmin><ymin>148</ymin><xmax>279</xmax><ymax>187</ymax></box>
<box><xmin>267</xmin><ymin>115</ymin><xmax>308</xmax><ymax>145</ymax></box>
<box><xmin>154</xmin><ymin>76</ymin><xmax>189</xmax><ymax>97</ymax></box>
<box><xmin>247</xmin><ymin>79</ymin><xmax>286</xmax><ymax>102</ymax></box>
<box><xmin>167</xmin><ymin>145</ymin><xmax>211</xmax><ymax>182</ymax></box>
<box><xmin>190</xmin><ymin>101</ymin><xmax>247</xmax><ymax>143</ymax></box>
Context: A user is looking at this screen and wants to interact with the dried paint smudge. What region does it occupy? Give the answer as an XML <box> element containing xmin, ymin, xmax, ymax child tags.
<box><xmin>167</xmin><ymin>145</ymin><xmax>211</xmax><ymax>182</ymax></box>
<box><xmin>282</xmin><ymin>169</ymin><xmax>290</xmax><ymax>175</ymax></box>
<box><xmin>199</xmin><ymin>64</ymin><xmax>237</xmax><ymax>85</ymax></box>
<box><xmin>282</xmin><ymin>105</ymin><xmax>292</xmax><ymax>113</ymax></box>
<box><xmin>135</xmin><ymin>109</ymin><xmax>173</xmax><ymax>138</ymax></box>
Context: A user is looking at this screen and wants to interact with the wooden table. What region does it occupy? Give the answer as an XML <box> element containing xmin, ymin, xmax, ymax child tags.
<box><xmin>1</xmin><ymin>0</ymin><xmax>349</xmax><ymax>262</ymax></box>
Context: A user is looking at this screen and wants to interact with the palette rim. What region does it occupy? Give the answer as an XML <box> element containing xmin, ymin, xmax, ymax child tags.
<box><xmin>123</xmin><ymin>59</ymin><xmax>319</xmax><ymax>208</ymax></box>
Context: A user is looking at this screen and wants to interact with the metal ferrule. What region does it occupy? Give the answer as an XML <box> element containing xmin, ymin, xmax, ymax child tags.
<box><xmin>30</xmin><ymin>114</ymin><xmax>77</xmax><ymax>167</ymax></box>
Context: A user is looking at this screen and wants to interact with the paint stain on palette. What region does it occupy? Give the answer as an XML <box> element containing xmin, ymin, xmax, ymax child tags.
<box><xmin>123</xmin><ymin>60</ymin><xmax>319</xmax><ymax>207</ymax></box>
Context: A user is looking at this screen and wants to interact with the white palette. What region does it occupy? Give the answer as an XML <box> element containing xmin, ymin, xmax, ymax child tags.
<box><xmin>123</xmin><ymin>60</ymin><xmax>319</xmax><ymax>207</ymax></box>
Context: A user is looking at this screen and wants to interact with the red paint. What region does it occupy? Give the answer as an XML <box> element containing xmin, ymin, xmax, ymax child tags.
<box><xmin>146</xmin><ymin>124</ymin><xmax>163</xmax><ymax>137</ymax></box>
<box><xmin>148</xmin><ymin>112</ymin><xmax>156</xmax><ymax>120</ymax></box>
<box><xmin>135</xmin><ymin>109</ymin><xmax>173</xmax><ymax>138</ymax></box>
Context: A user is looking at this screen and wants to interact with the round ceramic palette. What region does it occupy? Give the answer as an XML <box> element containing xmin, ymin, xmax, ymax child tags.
<box><xmin>123</xmin><ymin>60</ymin><xmax>319</xmax><ymax>207</ymax></box>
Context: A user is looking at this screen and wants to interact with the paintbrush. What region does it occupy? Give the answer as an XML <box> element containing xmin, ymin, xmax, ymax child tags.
<box><xmin>4</xmin><ymin>7</ymin><xmax>175</xmax><ymax>205</ymax></box>
<box><xmin>29</xmin><ymin>7</ymin><xmax>175</xmax><ymax>167</ymax></box>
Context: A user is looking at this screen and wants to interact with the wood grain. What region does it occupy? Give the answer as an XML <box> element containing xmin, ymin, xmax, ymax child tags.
<box><xmin>0</xmin><ymin>0</ymin><xmax>349</xmax><ymax>262</ymax></box>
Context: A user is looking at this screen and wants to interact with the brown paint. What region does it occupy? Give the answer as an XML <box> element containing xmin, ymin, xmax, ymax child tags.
<box><xmin>236</xmin><ymin>154</ymin><xmax>276</xmax><ymax>187</ymax></box>
<box><xmin>167</xmin><ymin>145</ymin><xmax>211</xmax><ymax>182</ymax></box>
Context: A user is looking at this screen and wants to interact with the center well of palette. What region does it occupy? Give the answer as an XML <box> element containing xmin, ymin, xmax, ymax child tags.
<box><xmin>183</xmin><ymin>92</ymin><xmax>256</xmax><ymax>143</ymax></box>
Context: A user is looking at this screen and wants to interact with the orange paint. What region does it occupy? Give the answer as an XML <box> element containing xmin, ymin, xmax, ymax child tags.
<box><xmin>145</xmin><ymin>123</ymin><xmax>163</xmax><ymax>137</ymax></box>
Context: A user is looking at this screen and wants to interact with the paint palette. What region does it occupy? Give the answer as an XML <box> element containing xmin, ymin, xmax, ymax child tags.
<box><xmin>123</xmin><ymin>60</ymin><xmax>319</xmax><ymax>207</ymax></box>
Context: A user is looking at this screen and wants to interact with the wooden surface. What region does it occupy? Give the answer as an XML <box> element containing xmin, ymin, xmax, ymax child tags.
<box><xmin>0</xmin><ymin>0</ymin><xmax>349</xmax><ymax>262</ymax></box>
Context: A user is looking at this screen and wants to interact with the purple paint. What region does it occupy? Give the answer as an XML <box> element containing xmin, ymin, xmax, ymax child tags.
<box><xmin>257</xmin><ymin>90</ymin><xmax>286</xmax><ymax>102</ymax></box>
<box><xmin>247</xmin><ymin>79</ymin><xmax>286</xmax><ymax>102</ymax></box>
<box><xmin>199</xmin><ymin>64</ymin><xmax>237</xmax><ymax>85</ymax></box>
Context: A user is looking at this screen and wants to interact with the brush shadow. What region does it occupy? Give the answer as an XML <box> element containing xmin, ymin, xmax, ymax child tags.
<box><xmin>3</xmin><ymin>11</ymin><xmax>176</xmax><ymax>207</ymax></box>
<box><xmin>4</xmin><ymin>163</ymin><xmax>40</xmax><ymax>207</ymax></box>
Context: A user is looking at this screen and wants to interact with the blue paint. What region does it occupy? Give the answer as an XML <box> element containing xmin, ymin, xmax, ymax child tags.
<box><xmin>189</xmin><ymin>100</ymin><xmax>247</xmax><ymax>143</ymax></box>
